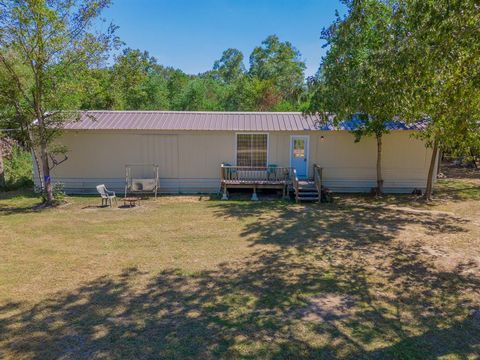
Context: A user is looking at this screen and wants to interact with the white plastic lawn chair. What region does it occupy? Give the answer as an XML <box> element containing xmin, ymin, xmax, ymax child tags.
<box><xmin>96</xmin><ymin>184</ymin><xmax>117</xmax><ymax>207</ymax></box>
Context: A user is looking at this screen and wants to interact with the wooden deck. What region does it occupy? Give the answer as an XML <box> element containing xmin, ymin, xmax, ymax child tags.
<box><xmin>220</xmin><ymin>165</ymin><xmax>291</xmax><ymax>200</ymax></box>
<box><xmin>220</xmin><ymin>164</ymin><xmax>324</xmax><ymax>201</ymax></box>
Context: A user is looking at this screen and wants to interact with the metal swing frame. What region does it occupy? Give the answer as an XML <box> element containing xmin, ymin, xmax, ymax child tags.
<box><xmin>124</xmin><ymin>164</ymin><xmax>160</xmax><ymax>199</ymax></box>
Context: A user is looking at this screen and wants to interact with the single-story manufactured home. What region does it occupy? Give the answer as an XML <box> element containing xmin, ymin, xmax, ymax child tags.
<box><xmin>36</xmin><ymin>110</ymin><xmax>436</xmax><ymax>195</ymax></box>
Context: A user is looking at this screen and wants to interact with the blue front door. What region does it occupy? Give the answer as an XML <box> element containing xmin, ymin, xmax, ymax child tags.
<box><xmin>291</xmin><ymin>136</ymin><xmax>309</xmax><ymax>178</ymax></box>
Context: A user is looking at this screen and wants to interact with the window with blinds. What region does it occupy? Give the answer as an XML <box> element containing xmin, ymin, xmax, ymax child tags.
<box><xmin>236</xmin><ymin>134</ymin><xmax>268</xmax><ymax>167</ymax></box>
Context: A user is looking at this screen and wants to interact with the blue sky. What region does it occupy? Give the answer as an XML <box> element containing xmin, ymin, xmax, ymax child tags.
<box><xmin>101</xmin><ymin>0</ymin><xmax>346</xmax><ymax>77</ymax></box>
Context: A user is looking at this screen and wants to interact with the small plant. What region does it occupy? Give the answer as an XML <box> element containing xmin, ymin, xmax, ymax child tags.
<box><xmin>321</xmin><ymin>186</ymin><xmax>333</xmax><ymax>203</ymax></box>
<box><xmin>52</xmin><ymin>182</ymin><xmax>66</xmax><ymax>201</ymax></box>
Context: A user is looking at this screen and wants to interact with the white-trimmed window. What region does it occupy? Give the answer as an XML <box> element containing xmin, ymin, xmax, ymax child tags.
<box><xmin>236</xmin><ymin>133</ymin><xmax>268</xmax><ymax>167</ymax></box>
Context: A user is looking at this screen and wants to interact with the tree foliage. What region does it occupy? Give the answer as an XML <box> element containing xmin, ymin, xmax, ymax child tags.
<box><xmin>0</xmin><ymin>0</ymin><xmax>118</xmax><ymax>203</ymax></box>
<box><xmin>67</xmin><ymin>35</ymin><xmax>310</xmax><ymax>113</ymax></box>
<box><xmin>213</xmin><ymin>48</ymin><xmax>245</xmax><ymax>84</ymax></box>
<box><xmin>308</xmin><ymin>0</ymin><xmax>400</xmax><ymax>194</ymax></box>
<box><xmin>0</xmin><ymin>26</ymin><xmax>311</xmax><ymax>199</ymax></box>
<box><xmin>2</xmin><ymin>0</ymin><xmax>477</xmax><ymax>202</ymax></box>
<box><xmin>249</xmin><ymin>35</ymin><xmax>306</xmax><ymax>103</ymax></box>
<box><xmin>309</xmin><ymin>0</ymin><xmax>480</xmax><ymax>198</ymax></box>
<box><xmin>392</xmin><ymin>0</ymin><xmax>480</xmax><ymax>198</ymax></box>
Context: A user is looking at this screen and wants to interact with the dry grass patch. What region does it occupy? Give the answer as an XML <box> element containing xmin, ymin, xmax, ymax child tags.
<box><xmin>0</xmin><ymin>180</ymin><xmax>479</xmax><ymax>359</ymax></box>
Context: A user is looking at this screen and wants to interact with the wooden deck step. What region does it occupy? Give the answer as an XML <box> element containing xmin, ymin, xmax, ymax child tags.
<box><xmin>297</xmin><ymin>191</ymin><xmax>319</xmax><ymax>196</ymax></box>
<box><xmin>298</xmin><ymin>186</ymin><xmax>316</xmax><ymax>191</ymax></box>
<box><xmin>298</xmin><ymin>180</ymin><xmax>316</xmax><ymax>190</ymax></box>
<box><xmin>292</xmin><ymin>179</ymin><xmax>321</xmax><ymax>203</ymax></box>
<box><xmin>298</xmin><ymin>180</ymin><xmax>315</xmax><ymax>185</ymax></box>
<box><xmin>297</xmin><ymin>196</ymin><xmax>319</xmax><ymax>201</ymax></box>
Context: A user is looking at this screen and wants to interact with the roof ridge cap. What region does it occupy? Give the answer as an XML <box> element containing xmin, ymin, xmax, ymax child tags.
<box><xmin>79</xmin><ymin>110</ymin><xmax>305</xmax><ymax>115</ymax></box>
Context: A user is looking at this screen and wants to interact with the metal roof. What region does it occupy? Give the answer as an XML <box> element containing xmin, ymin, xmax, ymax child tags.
<box><xmin>63</xmin><ymin>111</ymin><xmax>426</xmax><ymax>131</ymax></box>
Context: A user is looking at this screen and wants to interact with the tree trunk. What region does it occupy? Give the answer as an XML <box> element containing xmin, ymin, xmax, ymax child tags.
<box><xmin>35</xmin><ymin>115</ymin><xmax>54</xmax><ymax>204</ymax></box>
<box><xmin>470</xmin><ymin>148</ymin><xmax>478</xmax><ymax>169</ymax></box>
<box><xmin>26</xmin><ymin>125</ymin><xmax>45</xmax><ymax>192</ymax></box>
<box><xmin>376</xmin><ymin>133</ymin><xmax>384</xmax><ymax>195</ymax></box>
<box><xmin>424</xmin><ymin>138</ymin><xmax>439</xmax><ymax>200</ymax></box>
<box><xmin>0</xmin><ymin>138</ymin><xmax>5</xmax><ymax>189</ymax></box>
<box><xmin>39</xmin><ymin>139</ymin><xmax>53</xmax><ymax>204</ymax></box>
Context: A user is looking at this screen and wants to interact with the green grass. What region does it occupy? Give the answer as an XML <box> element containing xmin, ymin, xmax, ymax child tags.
<box><xmin>0</xmin><ymin>180</ymin><xmax>479</xmax><ymax>359</ymax></box>
<box><xmin>435</xmin><ymin>179</ymin><xmax>480</xmax><ymax>200</ymax></box>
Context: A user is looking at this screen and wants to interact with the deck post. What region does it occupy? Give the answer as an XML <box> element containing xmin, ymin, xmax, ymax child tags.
<box><xmin>221</xmin><ymin>184</ymin><xmax>229</xmax><ymax>200</ymax></box>
<box><xmin>220</xmin><ymin>164</ymin><xmax>228</xmax><ymax>200</ymax></box>
<box><xmin>251</xmin><ymin>185</ymin><xmax>258</xmax><ymax>201</ymax></box>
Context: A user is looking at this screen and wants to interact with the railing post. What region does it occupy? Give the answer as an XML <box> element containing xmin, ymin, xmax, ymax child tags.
<box><xmin>320</xmin><ymin>167</ymin><xmax>323</xmax><ymax>189</ymax></box>
<box><xmin>220</xmin><ymin>164</ymin><xmax>229</xmax><ymax>200</ymax></box>
<box><xmin>313</xmin><ymin>164</ymin><xmax>323</xmax><ymax>203</ymax></box>
<box><xmin>318</xmin><ymin>165</ymin><xmax>321</xmax><ymax>203</ymax></box>
<box><xmin>291</xmin><ymin>168</ymin><xmax>299</xmax><ymax>203</ymax></box>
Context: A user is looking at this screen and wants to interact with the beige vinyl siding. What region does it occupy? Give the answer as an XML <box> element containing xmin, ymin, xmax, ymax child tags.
<box><xmin>141</xmin><ymin>135</ymin><xmax>179</xmax><ymax>179</ymax></box>
<box><xmin>48</xmin><ymin>131</ymin><xmax>234</xmax><ymax>193</ymax></box>
<box><xmin>41</xmin><ymin>129</ymin><xmax>433</xmax><ymax>194</ymax></box>
<box><xmin>315</xmin><ymin>130</ymin><xmax>431</xmax><ymax>191</ymax></box>
<box><xmin>268</xmin><ymin>131</ymin><xmax>431</xmax><ymax>192</ymax></box>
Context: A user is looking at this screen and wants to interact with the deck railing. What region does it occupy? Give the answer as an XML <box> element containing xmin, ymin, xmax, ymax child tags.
<box><xmin>291</xmin><ymin>168</ymin><xmax>300</xmax><ymax>202</ymax></box>
<box><xmin>313</xmin><ymin>164</ymin><xmax>323</xmax><ymax>203</ymax></box>
<box><xmin>221</xmin><ymin>165</ymin><xmax>292</xmax><ymax>183</ymax></box>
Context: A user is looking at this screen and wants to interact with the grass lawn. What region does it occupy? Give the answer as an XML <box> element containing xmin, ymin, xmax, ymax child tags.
<box><xmin>0</xmin><ymin>179</ymin><xmax>479</xmax><ymax>359</ymax></box>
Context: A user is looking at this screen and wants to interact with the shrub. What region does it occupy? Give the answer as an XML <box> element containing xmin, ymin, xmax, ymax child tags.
<box><xmin>3</xmin><ymin>145</ymin><xmax>33</xmax><ymax>190</ymax></box>
<box><xmin>52</xmin><ymin>182</ymin><xmax>66</xmax><ymax>201</ymax></box>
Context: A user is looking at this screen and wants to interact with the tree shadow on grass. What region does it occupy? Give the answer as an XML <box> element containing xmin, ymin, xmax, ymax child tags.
<box><xmin>0</xmin><ymin>190</ymin><xmax>44</xmax><ymax>215</ymax></box>
<box><xmin>0</xmin><ymin>200</ymin><xmax>67</xmax><ymax>215</ymax></box>
<box><xmin>0</xmin><ymin>204</ymin><xmax>40</xmax><ymax>215</ymax></box>
<box><xmin>0</xmin><ymin>201</ymin><xmax>479</xmax><ymax>359</ymax></box>
<box><xmin>432</xmin><ymin>179</ymin><xmax>480</xmax><ymax>202</ymax></box>
<box><xmin>328</xmin><ymin>179</ymin><xmax>480</xmax><ymax>208</ymax></box>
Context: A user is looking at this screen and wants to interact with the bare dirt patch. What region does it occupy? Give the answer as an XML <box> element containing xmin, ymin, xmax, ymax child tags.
<box><xmin>440</xmin><ymin>161</ymin><xmax>480</xmax><ymax>180</ymax></box>
<box><xmin>296</xmin><ymin>294</ymin><xmax>356</xmax><ymax>322</ymax></box>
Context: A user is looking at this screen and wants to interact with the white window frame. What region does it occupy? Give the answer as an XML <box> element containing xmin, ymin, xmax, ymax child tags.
<box><xmin>234</xmin><ymin>132</ymin><xmax>269</xmax><ymax>167</ymax></box>
<box><xmin>290</xmin><ymin>135</ymin><xmax>310</xmax><ymax>178</ymax></box>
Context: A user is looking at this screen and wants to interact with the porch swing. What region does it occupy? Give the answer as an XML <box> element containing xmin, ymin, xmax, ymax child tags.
<box><xmin>124</xmin><ymin>164</ymin><xmax>160</xmax><ymax>198</ymax></box>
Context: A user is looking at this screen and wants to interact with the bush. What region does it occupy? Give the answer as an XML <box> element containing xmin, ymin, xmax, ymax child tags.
<box><xmin>52</xmin><ymin>182</ymin><xmax>66</xmax><ymax>201</ymax></box>
<box><xmin>3</xmin><ymin>145</ymin><xmax>33</xmax><ymax>190</ymax></box>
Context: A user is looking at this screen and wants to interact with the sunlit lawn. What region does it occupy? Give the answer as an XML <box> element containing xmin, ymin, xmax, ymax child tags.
<box><xmin>0</xmin><ymin>179</ymin><xmax>479</xmax><ymax>359</ymax></box>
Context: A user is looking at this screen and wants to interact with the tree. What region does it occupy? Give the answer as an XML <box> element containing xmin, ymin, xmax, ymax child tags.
<box><xmin>173</xmin><ymin>77</ymin><xmax>226</xmax><ymax>111</ymax></box>
<box><xmin>221</xmin><ymin>76</ymin><xmax>288</xmax><ymax>111</ymax></box>
<box><xmin>0</xmin><ymin>0</ymin><xmax>118</xmax><ymax>204</ymax></box>
<box><xmin>111</xmin><ymin>49</ymin><xmax>170</xmax><ymax>110</ymax></box>
<box><xmin>141</xmin><ymin>72</ymin><xmax>169</xmax><ymax>110</ymax></box>
<box><xmin>79</xmin><ymin>67</ymin><xmax>116</xmax><ymax>110</ymax></box>
<box><xmin>213</xmin><ymin>48</ymin><xmax>245</xmax><ymax>84</ymax></box>
<box><xmin>308</xmin><ymin>0</ymin><xmax>399</xmax><ymax>194</ymax></box>
<box><xmin>0</xmin><ymin>135</ymin><xmax>4</xmax><ymax>188</ymax></box>
<box><xmin>249</xmin><ymin>35</ymin><xmax>306</xmax><ymax>103</ymax></box>
<box><xmin>392</xmin><ymin>0</ymin><xmax>480</xmax><ymax>199</ymax></box>
<box><xmin>0</xmin><ymin>55</ymin><xmax>31</xmax><ymax>189</ymax></box>
<box><xmin>166</xmin><ymin>69</ymin><xmax>190</xmax><ymax>110</ymax></box>
<box><xmin>220</xmin><ymin>76</ymin><xmax>255</xmax><ymax>111</ymax></box>
<box><xmin>443</xmin><ymin>125</ymin><xmax>480</xmax><ymax>168</ymax></box>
